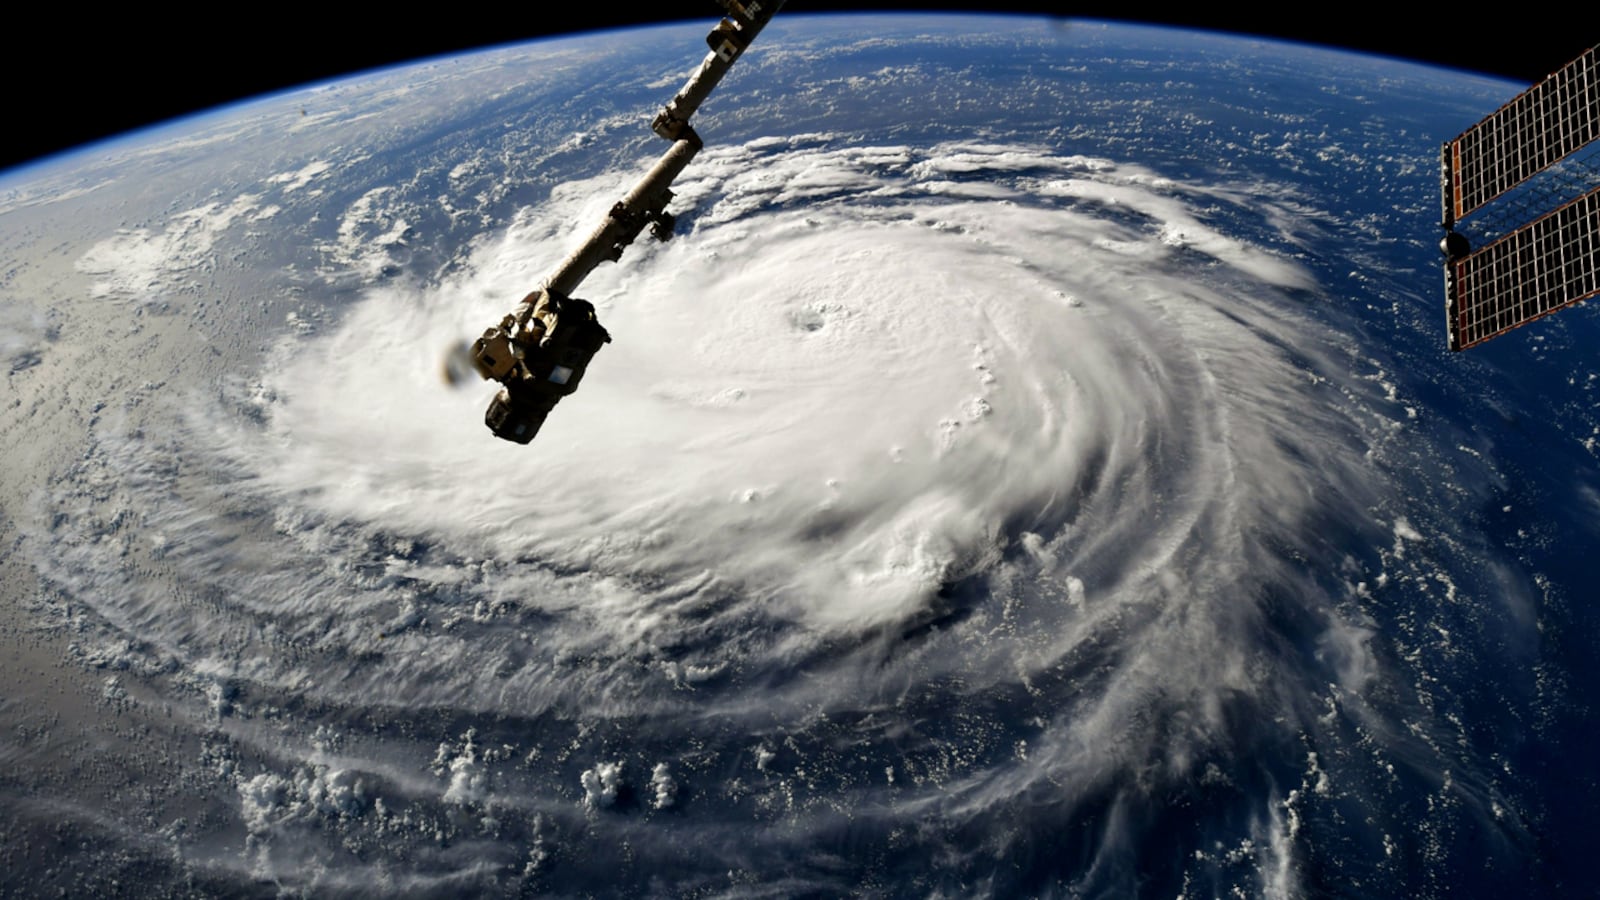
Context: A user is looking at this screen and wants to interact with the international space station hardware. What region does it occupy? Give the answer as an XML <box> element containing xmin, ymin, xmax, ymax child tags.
<box><xmin>465</xmin><ymin>0</ymin><xmax>784</xmax><ymax>443</ymax></box>
<box><xmin>1440</xmin><ymin>45</ymin><xmax>1600</xmax><ymax>351</ymax></box>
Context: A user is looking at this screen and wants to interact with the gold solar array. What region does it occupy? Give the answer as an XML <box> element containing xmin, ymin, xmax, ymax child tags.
<box><xmin>1447</xmin><ymin>46</ymin><xmax>1599</xmax><ymax>220</ymax></box>
<box><xmin>1442</xmin><ymin>45</ymin><xmax>1600</xmax><ymax>351</ymax></box>
<box><xmin>1450</xmin><ymin>186</ymin><xmax>1600</xmax><ymax>349</ymax></box>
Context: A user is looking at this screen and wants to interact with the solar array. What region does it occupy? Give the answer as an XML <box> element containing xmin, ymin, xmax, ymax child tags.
<box><xmin>1442</xmin><ymin>45</ymin><xmax>1600</xmax><ymax>351</ymax></box>
<box><xmin>1449</xmin><ymin>186</ymin><xmax>1600</xmax><ymax>349</ymax></box>
<box><xmin>1446</xmin><ymin>46</ymin><xmax>1599</xmax><ymax>220</ymax></box>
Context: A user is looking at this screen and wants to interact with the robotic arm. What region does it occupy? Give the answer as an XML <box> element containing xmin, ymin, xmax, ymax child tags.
<box><xmin>463</xmin><ymin>0</ymin><xmax>785</xmax><ymax>444</ymax></box>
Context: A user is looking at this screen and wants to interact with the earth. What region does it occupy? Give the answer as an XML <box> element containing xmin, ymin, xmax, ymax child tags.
<box><xmin>1</xmin><ymin>14</ymin><xmax>1595</xmax><ymax>899</ymax></box>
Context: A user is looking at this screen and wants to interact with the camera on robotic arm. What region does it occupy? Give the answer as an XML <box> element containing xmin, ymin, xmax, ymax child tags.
<box><xmin>469</xmin><ymin>289</ymin><xmax>612</xmax><ymax>444</ymax></box>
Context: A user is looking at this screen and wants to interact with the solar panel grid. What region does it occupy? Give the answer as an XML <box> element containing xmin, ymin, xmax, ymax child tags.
<box><xmin>1451</xmin><ymin>186</ymin><xmax>1600</xmax><ymax>348</ymax></box>
<box><xmin>1450</xmin><ymin>46</ymin><xmax>1599</xmax><ymax>219</ymax></box>
<box><xmin>1441</xmin><ymin>46</ymin><xmax>1600</xmax><ymax>350</ymax></box>
<box><xmin>1457</xmin><ymin>145</ymin><xmax>1600</xmax><ymax>247</ymax></box>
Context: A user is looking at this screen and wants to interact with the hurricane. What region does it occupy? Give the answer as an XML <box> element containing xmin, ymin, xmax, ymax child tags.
<box><xmin>4</xmin><ymin>17</ymin><xmax>1581</xmax><ymax>899</ymax></box>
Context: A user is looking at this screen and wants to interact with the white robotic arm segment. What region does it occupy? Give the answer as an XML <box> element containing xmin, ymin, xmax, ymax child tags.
<box><xmin>466</xmin><ymin>1</ymin><xmax>785</xmax><ymax>444</ymax></box>
<box><xmin>652</xmin><ymin>0</ymin><xmax>782</xmax><ymax>141</ymax></box>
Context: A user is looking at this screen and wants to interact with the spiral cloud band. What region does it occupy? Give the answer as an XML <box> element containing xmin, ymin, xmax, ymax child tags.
<box><xmin>23</xmin><ymin>112</ymin><xmax>1534</xmax><ymax>894</ymax></box>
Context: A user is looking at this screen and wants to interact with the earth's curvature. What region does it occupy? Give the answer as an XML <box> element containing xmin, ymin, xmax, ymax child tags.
<box><xmin>1</xmin><ymin>15</ymin><xmax>1594</xmax><ymax>898</ymax></box>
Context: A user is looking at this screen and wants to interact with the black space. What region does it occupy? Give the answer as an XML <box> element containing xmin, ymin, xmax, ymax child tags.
<box><xmin>5</xmin><ymin>4</ymin><xmax>1590</xmax><ymax>174</ymax></box>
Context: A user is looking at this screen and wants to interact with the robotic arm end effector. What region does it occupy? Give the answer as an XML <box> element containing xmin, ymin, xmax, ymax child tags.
<box><xmin>466</xmin><ymin>289</ymin><xmax>612</xmax><ymax>444</ymax></box>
